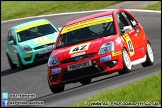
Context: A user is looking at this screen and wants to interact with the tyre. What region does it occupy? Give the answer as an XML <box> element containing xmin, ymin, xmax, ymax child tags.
<box><xmin>17</xmin><ymin>54</ymin><xmax>26</xmax><ymax>70</ymax></box>
<box><xmin>49</xmin><ymin>85</ymin><xmax>65</xmax><ymax>93</ymax></box>
<box><xmin>6</xmin><ymin>53</ymin><xmax>17</xmax><ymax>69</ymax></box>
<box><xmin>49</xmin><ymin>84</ymin><xmax>65</xmax><ymax>93</ymax></box>
<box><xmin>80</xmin><ymin>79</ymin><xmax>91</xmax><ymax>85</ymax></box>
<box><xmin>142</xmin><ymin>43</ymin><xmax>154</xmax><ymax>67</ymax></box>
<box><xmin>118</xmin><ymin>49</ymin><xmax>132</xmax><ymax>75</ymax></box>
<box><xmin>47</xmin><ymin>77</ymin><xmax>64</xmax><ymax>93</ymax></box>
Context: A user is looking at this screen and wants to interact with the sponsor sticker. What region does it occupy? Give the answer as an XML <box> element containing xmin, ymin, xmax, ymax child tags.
<box><xmin>51</xmin><ymin>68</ymin><xmax>61</xmax><ymax>74</ymax></box>
<box><xmin>116</xmin><ymin>37</ymin><xmax>122</xmax><ymax>44</ymax></box>
<box><xmin>123</xmin><ymin>34</ymin><xmax>135</xmax><ymax>56</ymax></box>
<box><xmin>34</xmin><ymin>37</ymin><xmax>47</xmax><ymax>44</ymax></box>
<box><xmin>16</xmin><ymin>21</ymin><xmax>49</xmax><ymax>33</ymax></box>
<box><xmin>61</xmin><ymin>15</ymin><xmax>113</xmax><ymax>34</ymax></box>
<box><xmin>120</xmin><ymin>36</ymin><xmax>124</xmax><ymax>42</ymax></box>
<box><xmin>34</xmin><ymin>37</ymin><xmax>55</xmax><ymax>45</ymax></box>
<box><xmin>71</xmin><ymin>51</ymin><xmax>85</xmax><ymax>57</ymax></box>
<box><xmin>112</xmin><ymin>51</ymin><xmax>122</xmax><ymax>56</ymax></box>
<box><xmin>100</xmin><ymin>55</ymin><xmax>111</xmax><ymax>63</ymax></box>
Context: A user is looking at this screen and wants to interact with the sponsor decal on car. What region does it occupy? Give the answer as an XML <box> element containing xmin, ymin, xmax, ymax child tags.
<box><xmin>100</xmin><ymin>55</ymin><xmax>111</xmax><ymax>63</ymax></box>
<box><xmin>61</xmin><ymin>15</ymin><xmax>113</xmax><ymax>34</ymax></box>
<box><xmin>123</xmin><ymin>34</ymin><xmax>135</xmax><ymax>56</ymax></box>
<box><xmin>69</xmin><ymin>42</ymin><xmax>91</xmax><ymax>54</ymax></box>
<box><xmin>116</xmin><ymin>37</ymin><xmax>122</xmax><ymax>44</ymax></box>
<box><xmin>16</xmin><ymin>21</ymin><xmax>49</xmax><ymax>33</ymax></box>
<box><xmin>51</xmin><ymin>68</ymin><xmax>61</xmax><ymax>74</ymax></box>
<box><xmin>34</xmin><ymin>37</ymin><xmax>54</xmax><ymax>45</ymax></box>
<box><xmin>71</xmin><ymin>51</ymin><xmax>85</xmax><ymax>57</ymax></box>
<box><xmin>120</xmin><ymin>36</ymin><xmax>124</xmax><ymax>42</ymax></box>
<box><xmin>112</xmin><ymin>51</ymin><xmax>122</xmax><ymax>56</ymax></box>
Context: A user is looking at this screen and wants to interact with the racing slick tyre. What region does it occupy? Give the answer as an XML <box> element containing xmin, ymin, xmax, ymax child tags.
<box><xmin>80</xmin><ymin>79</ymin><xmax>91</xmax><ymax>85</ymax></box>
<box><xmin>17</xmin><ymin>54</ymin><xmax>26</xmax><ymax>70</ymax></box>
<box><xmin>6</xmin><ymin>53</ymin><xmax>17</xmax><ymax>69</ymax></box>
<box><xmin>142</xmin><ymin>43</ymin><xmax>154</xmax><ymax>67</ymax></box>
<box><xmin>118</xmin><ymin>49</ymin><xmax>132</xmax><ymax>75</ymax></box>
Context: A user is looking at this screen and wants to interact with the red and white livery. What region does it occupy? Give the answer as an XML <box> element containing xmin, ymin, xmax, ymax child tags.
<box><xmin>47</xmin><ymin>9</ymin><xmax>154</xmax><ymax>93</ymax></box>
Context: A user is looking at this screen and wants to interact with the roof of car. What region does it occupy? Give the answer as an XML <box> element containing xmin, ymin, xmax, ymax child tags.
<box><xmin>65</xmin><ymin>9</ymin><xmax>118</xmax><ymax>26</ymax></box>
<box><xmin>12</xmin><ymin>19</ymin><xmax>50</xmax><ymax>30</ymax></box>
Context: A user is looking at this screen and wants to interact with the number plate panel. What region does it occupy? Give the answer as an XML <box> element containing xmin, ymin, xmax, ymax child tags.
<box><xmin>67</xmin><ymin>60</ymin><xmax>92</xmax><ymax>71</ymax></box>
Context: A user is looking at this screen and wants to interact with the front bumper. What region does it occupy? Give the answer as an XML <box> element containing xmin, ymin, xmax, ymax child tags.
<box><xmin>19</xmin><ymin>45</ymin><xmax>54</xmax><ymax>65</ymax></box>
<box><xmin>48</xmin><ymin>51</ymin><xmax>123</xmax><ymax>87</ymax></box>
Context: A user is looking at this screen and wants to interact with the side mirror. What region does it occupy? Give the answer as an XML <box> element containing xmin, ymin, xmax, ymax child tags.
<box><xmin>121</xmin><ymin>26</ymin><xmax>132</xmax><ymax>34</ymax></box>
<box><xmin>9</xmin><ymin>40</ymin><xmax>14</xmax><ymax>45</ymax></box>
<box><xmin>57</xmin><ymin>27</ymin><xmax>62</xmax><ymax>31</ymax></box>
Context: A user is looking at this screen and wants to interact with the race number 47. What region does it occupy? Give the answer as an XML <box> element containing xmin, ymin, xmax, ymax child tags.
<box><xmin>69</xmin><ymin>42</ymin><xmax>91</xmax><ymax>54</ymax></box>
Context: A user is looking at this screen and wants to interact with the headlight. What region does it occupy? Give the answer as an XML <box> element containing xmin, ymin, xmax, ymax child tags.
<box><xmin>22</xmin><ymin>45</ymin><xmax>32</xmax><ymax>52</ymax></box>
<box><xmin>98</xmin><ymin>41</ymin><xmax>114</xmax><ymax>54</ymax></box>
<box><xmin>48</xmin><ymin>56</ymin><xmax>60</xmax><ymax>67</ymax></box>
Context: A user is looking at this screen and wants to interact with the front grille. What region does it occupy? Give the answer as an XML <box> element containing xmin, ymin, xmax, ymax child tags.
<box><xmin>35</xmin><ymin>52</ymin><xmax>51</xmax><ymax>60</ymax></box>
<box><xmin>24</xmin><ymin>56</ymin><xmax>32</xmax><ymax>61</ymax></box>
<box><xmin>61</xmin><ymin>65</ymin><xmax>105</xmax><ymax>83</ymax></box>
<box><xmin>62</xmin><ymin>53</ymin><xmax>96</xmax><ymax>64</ymax></box>
<box><xmin>34</xmin><ymin>43</ymin><xmax>54</xmax><ymax>50</ymax></box>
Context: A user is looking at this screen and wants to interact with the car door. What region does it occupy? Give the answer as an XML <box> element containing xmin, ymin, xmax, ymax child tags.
<box><xmin>122</xmin><ymin>11</ymin><xmax>145</xmax><ymax>59</ymax></box>
<box><xmin>116</xmin><ymin>12</ymin><xmax>138</xmax><ymax>61</ymax></box>
<box><xmin>7</xmin><ymin>29</ymin><xmax>18</xmax><ymax>63</ymax></box>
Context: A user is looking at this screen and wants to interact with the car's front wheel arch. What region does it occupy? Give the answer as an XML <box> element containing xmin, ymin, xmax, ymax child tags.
<box><xmin>6</xmin><ymin>53</ymin><xmax>17</xmax><ymax>69</ymax></box>
<box><xmin>17</xmin><ymin>53</ymin><xmax>26</xmax><ymax>70</ymax></box>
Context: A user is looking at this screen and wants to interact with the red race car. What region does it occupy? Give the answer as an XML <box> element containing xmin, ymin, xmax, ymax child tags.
<box><xmin>47</xmin><ymin>9</ymin><xmax>154</xmax><ymax>93</ymax></box>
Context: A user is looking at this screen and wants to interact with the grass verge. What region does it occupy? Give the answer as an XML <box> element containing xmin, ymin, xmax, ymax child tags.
<box><xmin>73</xmin><ymin>73</ymin><xmax>161</xmax><ymax>107</ymax></box>
<box><xmin>142</xmin><ymin>1</ymin><xmax>161</xmax><ymax>10</ymax></box>
<box><xmin>1</xmin><ymin>1</ymin><xmax>122</xmax><ymax>21</ymax></box>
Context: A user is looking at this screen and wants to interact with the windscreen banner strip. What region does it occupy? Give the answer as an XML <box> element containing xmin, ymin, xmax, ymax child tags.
<box><xmin>16</xmin><ymin>22</ymin><xmax>49</xmax><ymax>33</ymax></box>
<box><xmin>61</xmin><ymin>15</ymin><xmax>113</xmax><ymax>34</ymax></box>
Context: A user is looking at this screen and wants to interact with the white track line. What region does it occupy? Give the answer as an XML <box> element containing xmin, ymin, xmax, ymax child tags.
<box><xmin>1</xmin><ymin>9</ymin><xmax>161</xmax><ymax>24</ymax></box>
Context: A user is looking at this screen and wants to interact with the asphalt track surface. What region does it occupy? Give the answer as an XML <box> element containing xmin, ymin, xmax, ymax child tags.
<box><xmin>1</xmin><ymin>10</ymin><xmax>161</xmax><ymax>107</ymax></box>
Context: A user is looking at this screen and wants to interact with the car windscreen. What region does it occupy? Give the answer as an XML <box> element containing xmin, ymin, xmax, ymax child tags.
<box><xmin>56</xmin><ymin>15</ymin><xmax>116</xmax><ymax>48</ymax></box>
<box><xmin>17</xmin><ymin>24</ymin><xmax>56</xmax><ymax>42</ymax></box>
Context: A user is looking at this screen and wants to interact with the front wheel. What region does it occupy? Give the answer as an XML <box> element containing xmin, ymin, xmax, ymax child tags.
<box><xmin>118</xmin><ymin>49</ymin><xmax>132</xmax><ymax>75</ymax></box>
<box><xmin>6</xmin><ymin>53</ymin><xmax>17</xmax><ymax>69</ymax></box>
<box><xmin>142</xmin><ymin>43</ymin><xmax>154</xmax><ymax>67</ymax></box>
<box><xmin>49</xmin><ymin>84</ymin><xmax>65</xmax><ymax>93</ymax></box>
<box><xmin>49</xmin><ymin>85</ymin><xmax>65</xmax><ymax>93</ymax></box>
<box><xmin>48</xmin><ymin>78</ymin><xmax>65</xmax><ymax>93</ymax></box>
